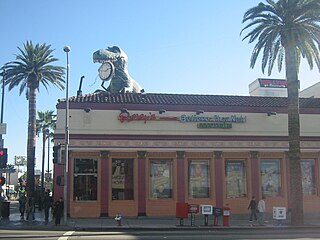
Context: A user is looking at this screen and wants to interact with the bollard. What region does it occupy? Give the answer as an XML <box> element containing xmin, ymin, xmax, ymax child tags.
<box><xmin>115</xmin><ymin>213</ymin><xmax>122</xmax><ymax>226</ymax></box>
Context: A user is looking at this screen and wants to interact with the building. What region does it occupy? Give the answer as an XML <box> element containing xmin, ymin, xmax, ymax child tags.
<box><xmin>249</xmin><ymin>78</ymin><xmax>288</xmax><ymax>97</ymax></box>
<box><xmin>53</xmin><ymin>89</ymin><xmax>320</xmax><ymax>218</ymax></box>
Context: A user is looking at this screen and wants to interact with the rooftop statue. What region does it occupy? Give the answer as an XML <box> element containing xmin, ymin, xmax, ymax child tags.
<box><xmin>93</xmin><ymin>46</ymin><xmax>143</xmax><ymax>93</ymax></box>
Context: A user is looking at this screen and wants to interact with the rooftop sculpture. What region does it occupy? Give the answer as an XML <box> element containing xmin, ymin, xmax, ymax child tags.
<box><xmin>93</xmin><ymin>46</ymin><xmax>143</xmax><ymax>93</ymax></box>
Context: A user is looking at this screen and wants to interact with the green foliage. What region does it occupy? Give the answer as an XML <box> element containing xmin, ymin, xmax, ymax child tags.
<box><xmin>1</xmin><ymin>41</ymin><xmax>65</xmax><ymax>97</ymax></box>
<box><xmin>241</xmin><ymin>0</ymin><xmax>320</xmax><ymax>75</ymax></box>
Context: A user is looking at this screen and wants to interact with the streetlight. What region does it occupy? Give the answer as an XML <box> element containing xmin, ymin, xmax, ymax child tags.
<box><xmin>0</xmin><ymin>69</ymin><xmax>6</xmax><ymax>148</ymax></box>
<box><xmin>63</xmin><ymin>45</ymin><xmax>70</xmax><ymax>225</ymax></box>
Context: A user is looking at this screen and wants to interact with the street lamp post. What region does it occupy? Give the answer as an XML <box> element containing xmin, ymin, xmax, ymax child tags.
<box><xmin>63</xmin><ymin>45</ymin><xmax>70</xmax><ymax>225</ymax></box>
<box><xmin>0</xmin><ymin>69</ymin><xmax>6</xmax><ymax>148</ymax></box>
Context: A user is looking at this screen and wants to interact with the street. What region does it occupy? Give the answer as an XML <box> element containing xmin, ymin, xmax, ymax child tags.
<box><xmin>1</xmin><ymin>229</ymin><xmax>320</xmax><ymax>240</ymax></box>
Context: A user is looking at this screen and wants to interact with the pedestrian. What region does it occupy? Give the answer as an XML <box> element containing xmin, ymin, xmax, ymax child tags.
<box><xmin>257</xmin><ymin>195</ymin><xmax>266</xmax><ymax>225</ymax></box>
<box><xmin>18</xmin><ymin>193</ymin><xmax>27</xmax><ymax>220</ymax></box>
<box><xmin>43</xmin><ymin>190</ymin><xmax>53</xmax><ymax>224</ymax></box>
<box><xmin>26</xmin><ymin>195</ymin><xmax>35</xmax><ymax>221</ymax></box>
<box><xmin>248</xmin><ymin>196</ymin><xmax>257</xmax><ymax>222</ymax></box>
<box><xmin>53</xmin><ymin>197</ymin><xmax>64</xmax><ymax>226</ymax></box>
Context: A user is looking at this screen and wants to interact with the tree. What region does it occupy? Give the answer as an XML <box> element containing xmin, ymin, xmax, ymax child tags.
<box><xmin>36</xmin><ymin>110</ymin><xmax>56</xmax><ymax>198</ymax></box>
<box><xmin>1</xmin><ymin>41</ymin><xmax>65</xmax><ymax>198</ymax></box>
<box><xmin>241</xmin><ymin>0</ymin><xmax>320</xmax><ymax>225</ymax></box>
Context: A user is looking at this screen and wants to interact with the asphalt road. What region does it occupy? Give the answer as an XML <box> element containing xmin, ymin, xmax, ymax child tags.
<box><xmin>1</xmin><ymin>229</ymin><xmax>320</xmax><ymax>240</ymax></box>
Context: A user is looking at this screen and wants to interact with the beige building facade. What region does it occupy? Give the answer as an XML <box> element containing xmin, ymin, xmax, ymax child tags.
<box><xmin>53</xmin><ymin>92</ymin><xmax>320</xmax><ymax>217</ymax></box>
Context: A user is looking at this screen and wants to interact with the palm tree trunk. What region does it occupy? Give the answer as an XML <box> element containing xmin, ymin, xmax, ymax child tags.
<box><xmin>41</xmin><ymin>131</ymin><xmax>46</xmax><ymax>198</ymax></box>
<box><xmin>26</xmin><ymin>88</ymin><xmax>37</xmax><ymax>198</ymax></box>
<box><xmin>285</xmin><ymin>45</ymin><xmax>303</xmax><ymax>225</ymax></box>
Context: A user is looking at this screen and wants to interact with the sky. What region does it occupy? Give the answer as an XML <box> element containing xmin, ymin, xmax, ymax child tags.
<box><xmin>0</xmin><ymin>0</ymin><xmax>319</xmax><ymax>172</ymax></box>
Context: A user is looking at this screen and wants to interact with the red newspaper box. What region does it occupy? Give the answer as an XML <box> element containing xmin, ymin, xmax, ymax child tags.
<box><xmin>176</xmin><ymin>202</ymin><xmax>189</xmax><ymax>219</ymax></box>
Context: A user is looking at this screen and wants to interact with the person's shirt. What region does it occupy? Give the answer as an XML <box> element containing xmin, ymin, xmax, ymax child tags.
<box><xmin>248</xmin><ymin>199</ymin><xmax>257</xmax><ymax>209</ymax></box>
<box><xmin>19</xmin><ymin>195</ymin><xmax>26</xmax><ymax>205</ymax></box>
<box><xmin>258</xmin><ymin>199</ymin><xmax>266</xmax><ymax>212</ymax></box>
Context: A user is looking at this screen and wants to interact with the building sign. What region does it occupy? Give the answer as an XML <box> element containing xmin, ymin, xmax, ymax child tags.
<box><xmin>15</xmin><ymin>156</ymin><xmax>27</xmax><ymax>166</ymax></box>
<box><xmin>258</xmin><ymin>79</ymin><xmax>287</xmax><ymax>88</ymax></box>
<box><xmin>118</xmin><ymin>112</ymin><xmax>246</xmax><ymax>129</ymax></box>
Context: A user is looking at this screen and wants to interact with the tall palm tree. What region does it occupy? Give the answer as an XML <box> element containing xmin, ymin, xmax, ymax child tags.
<box><xmin>241</xmin><ymin>0</ymin><xmax>320</xmax><ymax>225</ymax></box>
<box><xmin>1</xmin><ymin>41</ymin><xmax>65</xmax><ymax>198</ymax></box>
<box><xmin>36</xmin><ymin>110</ymin><xmax>56</xmax><ymax>198</ymax></box>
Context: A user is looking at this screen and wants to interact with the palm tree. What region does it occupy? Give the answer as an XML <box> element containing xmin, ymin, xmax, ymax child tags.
<box><xmin>1</xmin><ymin>41</ymin><xmax>65</xmax><ymax>198</ymax></box>
<box><xmin>241</xmin><ymin>0</ymin><xmax>320</xmax><ymax>225</ymax></box>
<box><xmin>36</xmin><ymin>110</ymin><xmax>56</xmax><ymax>199</ymax></box>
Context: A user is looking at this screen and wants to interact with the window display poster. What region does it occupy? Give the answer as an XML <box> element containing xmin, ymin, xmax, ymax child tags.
<box><xmin>112</xmin><ymin>159</ymin><xmax>134</xmax><ymax>200</ymax></box>
<box><xmin>112</xmin><ymin>160</ymin><xmax>126</xmax><ymax>189</ymax></box>
<box><xmin>260</xmin><ymin>160</ymin><xmax>281</xmax><ymax>196</ymax></box>
<box><xmin>301</xmin><ymin>160</ymin><xmax>316</xmax><ymax>195</ymax></box>
<box><xmin>150</xmin><ymin>160</ymin><xmax>172</xmax><ymax>199</ymax></box>
<box><xmin>189</xmin><ymin>161</ymin><xmax>209</xmax><ymax>198</ymax></box>
<box><xmin>225</xmin><ymin>161</ymin><xmax>247</xmax><ymax>198</ymax></box>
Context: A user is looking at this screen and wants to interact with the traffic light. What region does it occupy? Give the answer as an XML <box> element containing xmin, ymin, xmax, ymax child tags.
<box><xmin>0</xmin><ymin>148</ymin><xmax>7</xmax><ymax>168</ymax></box>
<box><xmin>53</xmin><ymin>145</ymin><xmax>60</xmax><ymax>164</ymax></box>
<box><xmin>0</xmin><ymin>176</ymin><xmax>5</xmax><ymax>186</ymax></box>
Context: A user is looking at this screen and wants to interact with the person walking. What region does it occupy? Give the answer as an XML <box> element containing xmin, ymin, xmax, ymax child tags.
<box><xmin>18</xmin><ymin>193</ymin><xmax>27</xmax><ymax>220</ymax></box>
<box><xmin>248</xmin><ymin>196</ymin><xmax>257</xmax><ymax>222</ymax></box>
<box><xmin>53</xmin><ymin>197</ymin><xmax>64</xmax><ymax>226</ymax></box>
<box><xmin>43</xmin><ymin>190</ymin><xmax>53</xmax><ymax>224</ymax></box>
<box><xmin>257</xmin><ymin>195</ymin><xmax>266</xmax><ymax>225</ymax></box>
<box><xmin>26</xmin><ymin>195</ymin><xmax>35</xmax><ymax>222</ymax></box>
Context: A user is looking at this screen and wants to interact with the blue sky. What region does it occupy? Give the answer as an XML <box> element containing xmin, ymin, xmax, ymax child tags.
<box><xmin>0</xmin><ymin>0</ymin><xmax>319</xmax><ymax>171</ymax></box>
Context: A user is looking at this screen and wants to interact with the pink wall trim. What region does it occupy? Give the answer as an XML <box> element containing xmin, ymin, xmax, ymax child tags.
<box><xmin>250</xmin><ymin>157</ymin><xmax>260</xmax><ymax>199</ymax></box>
<box><xmin>214</xmin><ymin>154</ymin><xmax>223</xmax><ymax>208</ymax></box>
<box><xmin>138</xmin><ymin>157</ymin><xmax>146</xmax><ymax>215</ymax></box>
<box><xmin>177</xmin><ymin>158</ymin><xmax>185</xmax><ymax>203</ymax></box>
<box><xmin>100</xmin><ymin>154</ymin><xmax>109</xmax><ymax>215</ymax></box>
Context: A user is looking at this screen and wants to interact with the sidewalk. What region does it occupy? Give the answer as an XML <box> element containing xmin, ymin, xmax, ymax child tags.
<box><xmin>1</xmin><ymin>202</ymin><xmax>320</xmax><ymax>231</ymax></box>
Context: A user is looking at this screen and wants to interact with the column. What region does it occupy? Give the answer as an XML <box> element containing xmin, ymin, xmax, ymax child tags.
<box><xmin>138</xmin><ymin>151</ymin><xmax>147</xmax><ymax>216</ymax></box>
<box><xmin>250</xmin><ymin>151</ymin><xmax>260</xmax><ymax>199</ymax></box>
<box><xmin>100</xmin><ymin>151</ymin><xmax>109</xmax><ymax>217</ymax></box>
<box><xmin>214</xmin><ymin>151</ymin><xmax>223</xmax><ymax>208</ymax></box>
<box><xmin>176</xmin><ymin>151</ymin><xmax>186</xmax><ymax>203</ymax></box>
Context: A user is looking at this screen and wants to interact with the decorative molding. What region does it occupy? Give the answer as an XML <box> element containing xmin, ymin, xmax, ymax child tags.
<box><xmin>147</xmin><ymin>152</ymin><xmax>175</xmax><ymax>158</ymax></box>
<box><xmin>214</xmin><ymin>151</ymin><xmax>223</xmax><ymax>159</ymax></box>
<box><xmin>186</xmin><ymin>152</ymin><xmax>212</xmax><ymax>158</ymax></box>
<box><xmin>100</xmin><ymin>151</ymin><xmax>110</xmax><ymax>158</ymax></box>
<box><xmin>176</xmin><ymin>151</ymin><xmax>185</xmax><ymax>159</ymax></box>
<box><xmin>60</xmin><ymin>139</ymin><xmax>320</xmax><ymax>151</ymax></box>
<box><xmin>250</xmin><ymin>151</ymin><xmax>259</xmax><ymax>159</ymax></box>
<box><xmin>137</xmin><ymin>151</ymin><xmax>147</xmax><ymax>159</ymax></box>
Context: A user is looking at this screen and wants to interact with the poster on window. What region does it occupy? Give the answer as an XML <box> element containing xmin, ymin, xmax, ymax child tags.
<box><xmin>150</xmin><ymin>161</ymin><xmax>172</xmax><ymax>199</ymax></box>
<box><xmin>112</xmin><ymin>160</ymin><xmax>126</xmax><ymax>189</ymax></box>
<box><xmin>301</xmin><ymin>160</ymin><xmax>316</xmax><ymax>195</ymax></box>
<box><xmin>225</xmin><ymin>161</ymin><xmax>247</xmax><ymax>198</ymax></box>
<box><xmin>260</xmin><ymin>160</ymin><xmax>281</xmax><ymax>196</ymax></box>
<box><xmin>189</xmin><ymin>161</ymin><xmax>209</xmax><ymax>198</ymax></box>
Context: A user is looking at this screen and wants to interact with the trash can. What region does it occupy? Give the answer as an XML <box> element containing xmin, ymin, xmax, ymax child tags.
<box><xmin>1</xmin><ymin>201</ymin><xmax>10</xmax><ymax>218</ymax></box>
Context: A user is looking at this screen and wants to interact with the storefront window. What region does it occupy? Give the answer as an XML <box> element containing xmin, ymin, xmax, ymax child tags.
<box><xmin>225</xmin><ymin>160</ymin><xmax>247</xmax><ymax>198</ymax></box>
<box><xmin>112</xmin><ymin>159</ymin><xmax>134</xmax><ymax>200</ymax></box>
<box><xmin>301</xmin><ymin>159</ymin><xmax>316</xmax><ymax>195</ymax></box>
<box><xmin>260</xmin><ymin>159</ymin><xmax>281</xmax><ymax>196</ymax></box>
<box><xmin>188</xmin><ymin>160</ymin><xmax>210</xmax><ymax>198</ymax></box>
<box><xmin>74</xmin><ymin>158</ymin><xmax>98</xmax><ymax>201</ymax></box>
<box><xmin>149</xmin><ymin>160</ymin><xmax>172</xmax><ymax>199</ymax></box>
